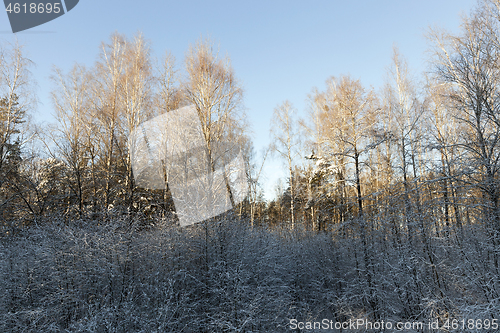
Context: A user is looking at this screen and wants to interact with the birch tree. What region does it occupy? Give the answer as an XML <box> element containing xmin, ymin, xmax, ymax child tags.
<box><xmin>50</xmin><ymin>64</ymin><xmax>91</xmax><ymax>217</ymax></box>
<box><xmin>183</xmin><ymin>38</ymin><xmax>246</xmax><ymax>208</ymax></box>
<box><xmin>429</xmin><ymin>8</ymin><xmax>500</xmax><ymax>232</ymax></box>
<box><xmin>270</xmin><ymin>101</ymin><xmax>301</xmax><ymax>229</ymax></box>
<box><xmin>312</xmin><ymin>76</ymin><xmax>378</xmax><ymax>219</ymax></box>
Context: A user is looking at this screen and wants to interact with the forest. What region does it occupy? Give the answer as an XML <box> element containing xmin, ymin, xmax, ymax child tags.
<box><xmin>1</xmin><ymin>0</ymin><xmax>500</xmax><ymax>332</ymax></box>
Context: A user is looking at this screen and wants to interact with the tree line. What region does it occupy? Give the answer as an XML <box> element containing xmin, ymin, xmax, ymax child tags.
<box><xmin>1</xmin><ymin>34</ymin><xmax>251</xmax><ymax>229</ymax></box>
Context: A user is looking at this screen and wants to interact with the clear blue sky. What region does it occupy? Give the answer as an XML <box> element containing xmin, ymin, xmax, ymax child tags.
<box><xmin>1</xmin><ymin>0</ymin><xmax>477</xmax><ymax>200</ymax></box>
